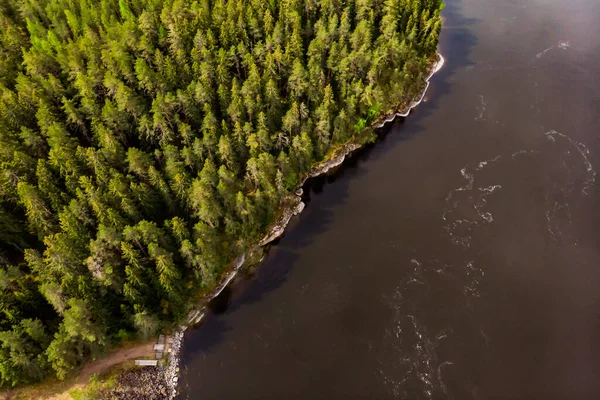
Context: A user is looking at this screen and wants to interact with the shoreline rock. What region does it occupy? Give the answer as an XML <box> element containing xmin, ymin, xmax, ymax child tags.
<box><xmin>374</xmin><ymin>53</ymin><xmax>445</xmax><ymax>128</ymax></box>
<box><xmin>98</xmin><ymin>367</ymin><xmax>168</xmax><ymax>399</ymax></box>
<box><xmin>307</xmin><ymin>143</ymin><xmax>362</xmax><ymax>180</ymax></box>
<box><xmin>211</xmin><ymin>253</ymin><xmax>246</xmax><ymax>299</ymax></box>
<box><xmin>258</xmin><ymin>196</ymin><xmax>303</xmax><ymax>246</ymax></box>
<box><xmin>164</xmin><ymin>331</ymin><xmax>183</xmax><ymax>400</ymax></box>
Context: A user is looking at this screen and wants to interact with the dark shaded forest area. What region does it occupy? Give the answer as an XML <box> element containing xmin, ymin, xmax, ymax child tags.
<box><xmin>0</xmin><ymin>0</ymin><xmax>442</xmax><ymax>387</ymax></box>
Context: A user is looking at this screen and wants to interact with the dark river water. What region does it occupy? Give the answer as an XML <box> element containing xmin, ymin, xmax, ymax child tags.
<box><xmin>178</xmin><ymin>0</ymin><xmax>600</xmax><ymax>398</ymax></box>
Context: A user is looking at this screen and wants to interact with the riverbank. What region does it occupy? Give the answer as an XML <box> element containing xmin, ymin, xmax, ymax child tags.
<box><xmin>163</xmin><ymin>51</ymin><xmax>445</xmax><ymax>400</ymax></box>
<box><xmin>2</xmin><ymin>52</ymin><xmax>444</xmax><ymax>400</ymax></box>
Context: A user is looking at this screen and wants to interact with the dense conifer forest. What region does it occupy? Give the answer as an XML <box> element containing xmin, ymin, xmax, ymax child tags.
<box><xmin>0</xmin><ymin>0</ymin><xmax>442</xmax><ymax>387</ymax></box>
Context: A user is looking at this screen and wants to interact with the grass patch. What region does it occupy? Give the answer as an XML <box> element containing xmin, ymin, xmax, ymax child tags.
<box><xmin>68</xmin><ymin>362</ymin><xmax>135</xmax><ymax>400</ymax></box>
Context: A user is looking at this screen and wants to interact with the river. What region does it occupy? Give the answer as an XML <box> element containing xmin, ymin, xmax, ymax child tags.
<box><xmin>178</xmin><ymin>0</ymin><xmax>600</xmax><ymax>398</ymax></box>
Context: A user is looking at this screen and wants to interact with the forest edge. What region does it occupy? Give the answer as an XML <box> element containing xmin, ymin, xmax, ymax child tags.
<box><xmin>0</xmin><ymin>52</ymin><xmax>444</xmax><ymax>400</ymax></box>
<box><xmin>164</xmin><ymin>51</ymin><xmax>445</xmax><ymax>400</ymax></box>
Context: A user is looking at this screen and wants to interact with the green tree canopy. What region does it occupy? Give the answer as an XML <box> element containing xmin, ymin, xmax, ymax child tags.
<box><xmin>0</xmin><ymin>0</ymin><xmax>442</xmax><ymax>386</ymax></box>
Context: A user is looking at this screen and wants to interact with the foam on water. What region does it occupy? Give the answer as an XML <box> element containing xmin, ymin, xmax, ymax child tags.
<box><xmin>535</xmin><ymin>40</ymin><xmax>570</xmax><ymax>59</ymax></box>
<box><xmin>463</xmin><ymin>260</ymin><xmax>484</xmax><ymax>299</ymax></box>
<box><xmin>538</xmin><ymin>130</ymin><xmax>594</xmax><ymax>242</ymax></box>
<box><xmin>536</xmin><ymin>46</ymin><xmax>554</xmax><ymax>59</ymax></box>
<box><xmin>511</xmin><ymin>149</ymin><xmax>539</xmax><ymax>159</ymax></box>
<box><xmin>475</xmin><ymin>94</ymin><xmax>487</xmax><ymax>121</ymax></box>
<box><xmin>381</xmin><ymin>260</ymin><xmax>457</xmax><ymax>399</ymax></box>
<box><xmin>477</xmin><ymin>155</ymin><xmax>502</xmax><ymax>170</ymax></box>
<box><xmin>544</xmin><ymin>129</ymin><xmax>595</xmax><ymax>195</ymax></box>
<box><xmin>558</xmin><ymin>40</ymin><xmax>570</xmax><ymax>50</ymax></box>
<box><xmin>437</xmin><ymin>361</ymin><xmax>454</xmax><ymax>395</ymax></box>
<box><xmin>479</xmin><ymin>185</ymin><xmax>502</xmax><ymax>194</ymax></box>
<box><xmin>443</xmin><ymin>155</ymin><xmax>503</xmax><ymax>248</ymax></box>
<box><xmin>443</xmin><ymin>129</ymin><xmax>594</xmax><ymax>251</ymax></box>
<box><xmin>403</xmin><ymin>132</ymin><xmax>596</xmax><ymax>396</ymax></box>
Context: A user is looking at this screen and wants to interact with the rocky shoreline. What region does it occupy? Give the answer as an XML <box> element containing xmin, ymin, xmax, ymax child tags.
<box><xmin>97</xmin><ymin>367</ymin><xmax>168</xmax><ymax>399</ymax></box>
<box><xmin>157</xmin><ymin>52</ymin><xmax>445</xmax><ymax>400</ymax></box>
<box><xmin>374</xmin><ymin>53</ymin><xmax>445</xmax><ymax>127</ymax></box>
<box><xmin>164</xmin><ymin>331</ymin><xmax>183</xmax><ymax>400</ymax></box>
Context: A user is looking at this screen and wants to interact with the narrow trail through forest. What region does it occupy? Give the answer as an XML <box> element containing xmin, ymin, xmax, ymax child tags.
<box><xmin>0</xmin><ymin>341</ymin><xmax>154</xmax><ymax>400</ymax></box>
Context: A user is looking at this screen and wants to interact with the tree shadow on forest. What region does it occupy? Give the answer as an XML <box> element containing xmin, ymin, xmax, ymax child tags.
<box><xmin>178</xmin><ymin>0</ymin><xmax>479</xmax><ymax>375</ymax></box>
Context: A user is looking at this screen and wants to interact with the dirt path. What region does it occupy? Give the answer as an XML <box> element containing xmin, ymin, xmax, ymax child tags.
<box><xmin>1</xmin><ymin>341</ymin><xmax>155</xmax><ymax>400</ymax></box>
<box><xmin>76</xmin><ymin>341</ymin><xmax>155</xmax><ymax>385</ymax></box>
